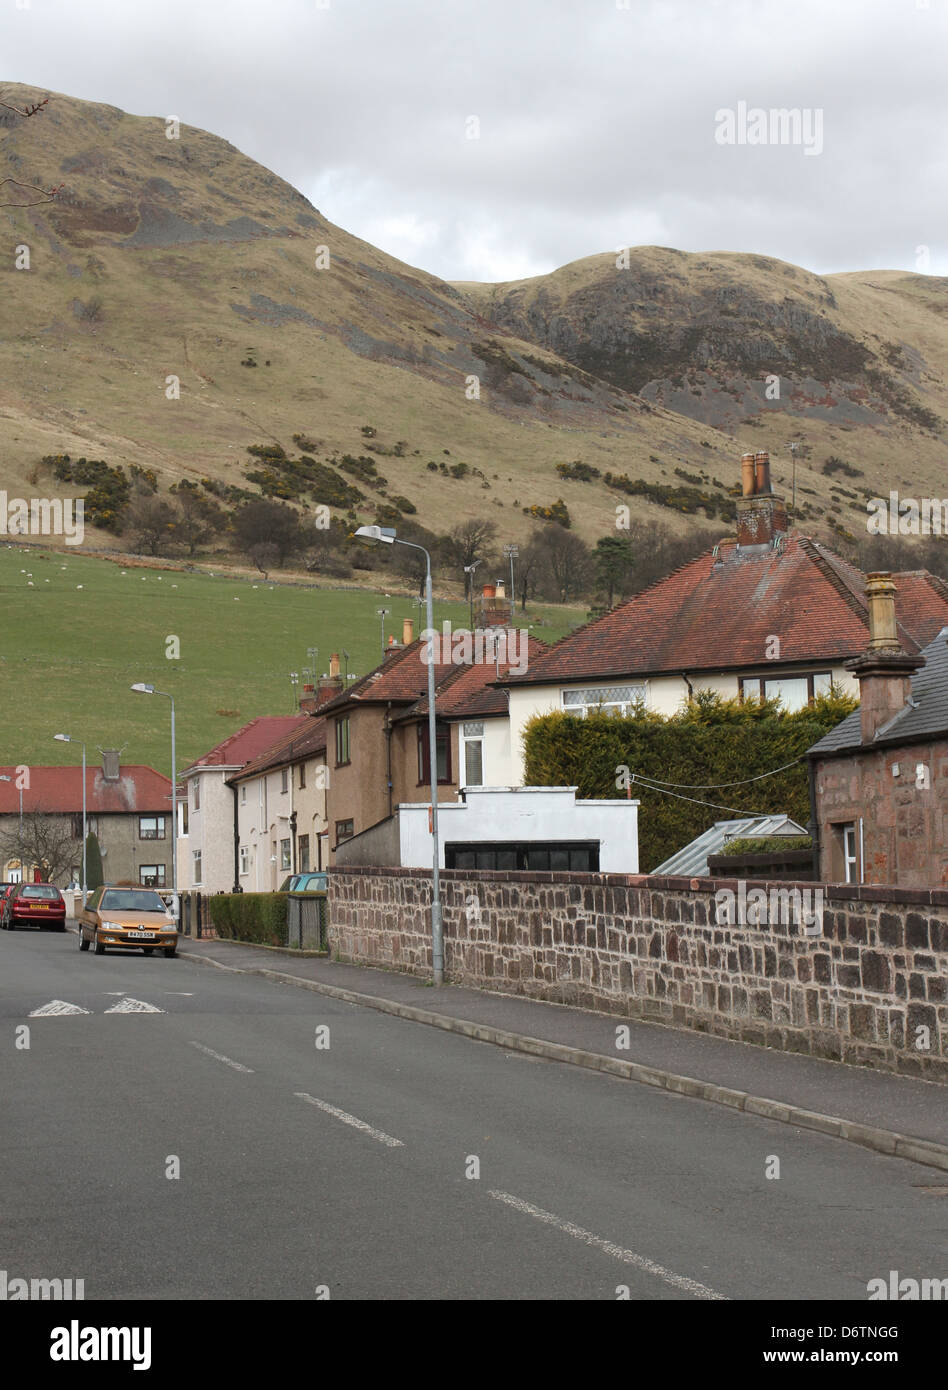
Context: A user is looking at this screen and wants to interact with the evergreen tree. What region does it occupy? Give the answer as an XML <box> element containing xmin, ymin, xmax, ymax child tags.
<box><xmin>85</xmin><ymin>831</ymin><xmax>104</xmax><ymax>890</ymax></box>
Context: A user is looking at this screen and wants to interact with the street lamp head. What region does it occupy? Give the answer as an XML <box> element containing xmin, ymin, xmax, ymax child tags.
<box><xmin>0</xmin><ymin>774</ymin><xmax>10</xmax><ymax>782</ymax></box>
<box><xmin>354</xmin><ymin>524</ymin><xmax>396</xmax><ymax>545</ymax></box>
<box><xmin>53</xmin><ymin>733</ymin><xmax>71</xmax><ymax>743</ymax></box>
<box><xmin>130</xmin><ymin>682</ymin><xmax>156</xmax><ymax>695</ymax></box>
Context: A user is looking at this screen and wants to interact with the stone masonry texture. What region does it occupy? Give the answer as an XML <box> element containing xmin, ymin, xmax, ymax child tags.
<box><xmin>328</xmin><ymin>868</ymin><xmax>948</xmax><ymax>1081</ymax></box>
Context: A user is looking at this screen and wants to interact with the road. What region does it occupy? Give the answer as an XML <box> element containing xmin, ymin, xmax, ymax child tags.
<box><xmin>1</xmin><ymin>926</ymin><xmax>945</xmax><ymax>1300</ymax></box>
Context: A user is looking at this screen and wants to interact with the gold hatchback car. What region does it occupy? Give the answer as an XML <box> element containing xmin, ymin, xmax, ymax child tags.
<box><xmin>77</xmin><ymin>886</ymin><xmax>178</xmax><ymax>958</ymax></box>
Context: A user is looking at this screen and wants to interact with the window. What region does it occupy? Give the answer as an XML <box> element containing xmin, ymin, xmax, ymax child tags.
<box><xmin>298</xmin><ymin>834</ymin><xmax>310</xmax><ymax>872</ymax></box>
<box><xmin>562</xmin><ymin>685</ymin><xmax>646</xmax><ymax>718</ymax></box>
<box><xmin>335</xmin><ymin>819</ymin><xmax>354</xmax><ymax>843</ymax></box>
<box><xmin>139</xmin><ymin>815</ymin><xmax>166</xmax><ymax>841</ymax></box>
<box><xmin>139</xmin><ymin>864</ymin><xmax>166</xmax><ymax>887</ymax></box>
<box><xmin>299</xmin><ymin>763</ymin><xmax>306</xmax><ymax>789</ymax></box>
<box><xmin>335</xmin><ymin>717</ymin><xmax>350</xmax><ymax>766</ymax></box>
<box><xmin>833</xmin><ymin>822</ymin><xmax>861</xmax><ymax>884</ymax></box>
<box><xmin>445</xmin><ymin>842</ymin><xmax>599</xmax><ymax>872</ymax></box>
<box><xmin>180</xmin><ymin>802</ymin><xmax>188</xmax><ymax>836</ymax></box>
<box><xmin>241</xmin><ymin>785</ymin><xmax>247</xmax><ymax>805</ymax></box>
<box><xmin>280</xmin><ymin>838</ymin><xmax>291</xmax><ymax>871</ymax></box>
<box><xmin>461</xmin><ymin>721</ymin><xmax>484</xmax><ymax>787</ymax></box>
<box><xmin>192</xmin><ymin>850</ymin><xmax>202</xmax><ymax>885</ymax></box>
<box><xmin>281</xmin><ymin>768</ymin><xmax>289</xmax><ymax>794</ymax></box>
<box><xmin>239</xmin><ymin>846</ymin><xmax>249</xmax><ymax>876</ymax></box>
<box><xmin>740</xmin><ymin>672</ymin><xmax>833</xmax><ymax>711</ymax></box>
<box><xmin>192</xmin><ymin>779</ymin><xmax>201</xmax><ymax>811</ymax></box>
<box><xmin>418</xmin><ymin>723</ymin><xmax>451</xmax><ymax>784</ymax></box>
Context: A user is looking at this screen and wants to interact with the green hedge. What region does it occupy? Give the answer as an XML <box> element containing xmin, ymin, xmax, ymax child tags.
<box><xmin>207</xmin><ymin>893</ymin><xmax>288</xmax><ymax>945</ymax></box>
<box><xmin>523</xmin><ymin>690</ymin><xmax>856</xmax><ymax>872</ymax></box>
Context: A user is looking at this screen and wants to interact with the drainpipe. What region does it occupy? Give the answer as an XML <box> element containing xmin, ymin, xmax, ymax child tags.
<box><xmin>807</xmin><ymin>753</ymin><xmax>821</xmax><ymax>881</ymax></box>
<box><xmin>231</xmin><ymin>782</ymin><xmax>240</xmax><ymax>892</ymax></box>
<box><xmin>681</xmin><ymin>670</ymin><xmax>694</xmax><ymax>702</ymax></box>
<box><xmin>384</xmin><ymin>703</ymin><xmax>394</xmax><ymax>819</ymax></box>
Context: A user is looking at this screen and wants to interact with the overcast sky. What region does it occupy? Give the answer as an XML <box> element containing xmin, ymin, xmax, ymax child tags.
<box><xmin>4</xmin><ymin>0</ymin><xmax>946</xmax><ymax>282</ymax></box>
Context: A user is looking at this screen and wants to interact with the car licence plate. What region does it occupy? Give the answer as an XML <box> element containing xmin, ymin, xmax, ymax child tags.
<box><xmin>126</xmin><ymin>931</ymin><xmax>155</xmax><ymax>940</ymax></box>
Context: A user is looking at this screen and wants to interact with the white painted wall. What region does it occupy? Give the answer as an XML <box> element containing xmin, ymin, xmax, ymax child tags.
<box><xmin>397</xmin><ymin>786</ymin><xmax>639</xmax><ymax>873</ymax></box>
<box><xmin>232</xmin><ymin>756</ymin><xmax>329</xmax><ymax>892</ymax></box>
<box><xmin>455</xmin><ymin>715</ymin><xmax>511</xmax><ymax>789</ymax></box>
<box><xmin>506</xmin><ymin>667</ymin><xmax>858</xmax><ymax>781</ymax></box>
<box><xmin>176</xmin><ymin>768</ymin><xmax>236</xmax><ymax>895</ymax></box>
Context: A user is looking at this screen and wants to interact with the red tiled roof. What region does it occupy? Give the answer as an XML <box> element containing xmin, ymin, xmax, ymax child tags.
<box><xmin>0</xmin><ymin>765</ymin><xmax>172</xmax><ymax>815</ymax></box>
<box><xmin>403</xmin><ymin>636</ymin><xmax>549</xmax><ymax>720</ymax></box>
<box><xmin>500</xmin><ymin>535</ymin><xmax>948</xmax><ymax>687</ymax></box>
<box><xmin>182</xmin><ymin>716</ymin><xmax>304</xmax><ymax>774</ymax></box>
<box><xmin>227</xmin><ymin>717</ymin><xmax>327</xmax><ymax>783</ymax></box>
<box><xmin>317</xmin><ymin>639</ymin><xmax>464</xmax><ymax>715</ymax></box>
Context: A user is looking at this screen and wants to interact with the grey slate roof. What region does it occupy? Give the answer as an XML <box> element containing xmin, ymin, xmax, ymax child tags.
<box><xmin>808</xmin><ymin>626</ymin><xmax>948</xmax><ymax>757</ymax></box>
<box><xmin>651</xmin><ymin>815</ymin><xmax>809</xmax><ymax>877</ymax></box>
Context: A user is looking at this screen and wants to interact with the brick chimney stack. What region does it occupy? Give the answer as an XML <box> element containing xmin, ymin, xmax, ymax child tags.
<box><xmin>101</xmin><ymin>750</ymin><xmax>120</xmax><ymax>782</ymax></box>
<box><xmin>845</xmin><ymin>573</ymin><xmax>925</xmax><ymax>744</ymax></box>
<box><xmin>736</xmin><ymin>450</ymin><xmax>788</xmax><ymax>547</ymax></box>
<box><xmin>300</xmin><ymin>653</ymin><xmax>344</xmax><ymax>712</ymax></box>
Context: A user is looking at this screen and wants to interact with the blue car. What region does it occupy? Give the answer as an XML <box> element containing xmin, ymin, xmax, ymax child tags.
<box><xmin>278</xmin><ymin>872</ymin><xmax>329</xmax><ymax>893</ymax></box>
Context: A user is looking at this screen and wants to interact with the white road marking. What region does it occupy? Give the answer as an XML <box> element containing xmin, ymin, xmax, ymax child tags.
<box><xmin>28</xmin><ymin>1000</ymin><xmax>92</xmax><ymax>1017</ymax></box>
<box><xmin>189</xmin><ymin>1041</ymin><xmax>254</xmax><ymax>1073</ymax></box>
<box><xmin>166</xmin><ymin>992</ymin><xmax>194</xmax><ymax>996</ymax></box>
<box><xmin>103</xmin><ymin>997</ymin><xmax>165</xmax><ymax>1014</ymax></box>
<box><xmin>294</xmin><ymin>1093</ymin><xmax>404</xmax><ymax>1148</ymax></box>
<box><xmin>487</xmin><ymin>1190</ymin><xmax>726</xmax><ymax>1300</ymax></box>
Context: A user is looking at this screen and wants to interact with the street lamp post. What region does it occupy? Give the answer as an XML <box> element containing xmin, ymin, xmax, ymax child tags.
<box><xmin>130</xmin><ymin>685</ymin><xmax>177</xmax><ymax>914</ymax></box>
<box><xmin>54</xmin><ymin>733</ymin><xmax>86</xmax><ymax>898</ymax></box>
<box><xmin>357</xmin><ymin>526</ymin><xmax>443</xmax><ymax>984</ymax></box>
<box><xmin>463</xmin><ymin>560</ymin><xmax>482</xmax><ymax>630</ymax></box>
<box><xmin>503</xmin><ymin>544</ymin><xmax>519</xmax><ymax>610</ymax></box>
<box><xmin>376</xmin><ymin>607</ymin><xmax>390</xmax><ymax>658</ymax></box>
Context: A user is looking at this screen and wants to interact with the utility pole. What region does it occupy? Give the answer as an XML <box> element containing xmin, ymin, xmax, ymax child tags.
<box><xmin>786</xmin><ymin>441</ymin><xmax>799</xmax><ymax>523</ymax></box>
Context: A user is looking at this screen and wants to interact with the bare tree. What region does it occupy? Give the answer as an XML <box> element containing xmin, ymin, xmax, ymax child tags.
<box><xmin>536</xmin><ymin>524</ymin><xmax>594</xmax><ymax>603</ymax></box>
<box><xmin>125</xmin><ymin>492</ymin><xmax>176</xmax><ymax>556</ymax></box>
<box><xmin>516</xmin><ymin>534</ymin><xmax>548</xmax><ymax>611</ymax></box>
<box><xmin>0</xmin><ymin>810</ymin><xmax>79</xmax><ymax>885</ymax></box>
<box><xmin>0</xmin><ymin>94</ymin><xmax>64</xmax><ymax>207</ymax></box>
<box><xmin>444</xmin><ymin>518</ymin><xmax>498</xmax><ymax>571</ymax></box>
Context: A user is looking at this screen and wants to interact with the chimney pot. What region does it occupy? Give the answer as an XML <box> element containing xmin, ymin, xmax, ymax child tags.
<box><xmin>754</xmin><ymin>451</ymin><xmax>772</xmax><ymax>496</ymax></box>
<box><xmin>329</xmin><ymin>652</ymin><xmax>340</xmax><ymax>678</ymax></box>
<box><xmin>865</xmin><ymin>572</ymin><xmax>900</xmax><ymax>650</ymax></box>
<box><xmin>845</xmin><ymin>573</ymin><xmax>925</xmax><ymax>742</ymax></box>
<box><xmin>741</xmin><ymin>452</ymin><xmax>756</xmax><ymax>497</ymax></box>
<box><xmin>402</xmin><ymin>618</ymin><xmax>414</xmax><ymax>645</ymax></box>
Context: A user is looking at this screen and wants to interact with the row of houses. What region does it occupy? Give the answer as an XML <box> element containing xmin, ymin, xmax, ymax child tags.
<box><xmin>5</xmin><ymin>450</ymin><xmax>948</xmax><ymax>890</ymax></box>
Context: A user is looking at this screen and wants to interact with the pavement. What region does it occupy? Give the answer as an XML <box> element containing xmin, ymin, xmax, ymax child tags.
<box><xmin>175</xmin><ymin>932</ymin><xmax>948</xmax><ymax>1171</ymax></box>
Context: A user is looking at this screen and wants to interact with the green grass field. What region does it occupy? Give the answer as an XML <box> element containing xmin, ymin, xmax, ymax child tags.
<box><xmin>0</xmin><ymin>545</ymin><xmax>583</xmax><ymax>773</ymax></box>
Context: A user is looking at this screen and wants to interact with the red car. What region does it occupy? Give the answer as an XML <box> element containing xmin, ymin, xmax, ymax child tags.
<box><xmin>1</xmin><ymin>883</ymin><xmax>67</xmax><ymax>930</ymax></box>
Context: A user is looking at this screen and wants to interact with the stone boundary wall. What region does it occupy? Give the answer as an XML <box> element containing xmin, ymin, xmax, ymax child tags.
<box><xmin>328</xmin><ymin>868</ymin><xmax>948</xmax><ymax>1080</ymax></box>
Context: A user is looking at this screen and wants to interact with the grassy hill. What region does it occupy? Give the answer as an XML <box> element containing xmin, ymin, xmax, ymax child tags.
<box><xmin>0</xmin><ymin>544</ymin><xmax>583</xmax><ymax>771</ymax></box>
<box><xmin>4</xmin><ymin>83</ymin><xmax>945</xmax><ymax>560</ymax></box>
<box><xmin>0</xmin><ymin>83</ymin><xmax>730</xmax><ymax>553</ymax></box>
<box><xmin>457</xmin><ymin>249</ymin><xmax>948</xmax><ymax>530</ymax></box>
